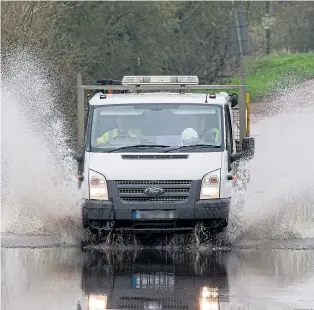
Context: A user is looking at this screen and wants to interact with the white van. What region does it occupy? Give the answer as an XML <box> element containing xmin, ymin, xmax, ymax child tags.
<box><xmin>74</xmin><ymin>75</ymin><xmax>255</xmax><ymax>243</ymax></box>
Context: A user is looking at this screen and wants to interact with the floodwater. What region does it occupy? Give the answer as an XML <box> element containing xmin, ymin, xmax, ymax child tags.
<box><xmin>1</xmin><ymin>54</ymin><xmax>314</xmax><ymax>310</ymax></box>
<box><xmin>1</xmin><ymin>245</ymin><xmax>314</xmax><ymax>310</ymax></box>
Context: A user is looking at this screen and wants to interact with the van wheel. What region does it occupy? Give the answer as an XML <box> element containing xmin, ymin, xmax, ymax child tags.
<box><xmin>81</xmin><ymin>228</ymin><xmax>107</xmax><ymax>250</ymax></box>
<box><xmin>194</xmin><ymin>222</ymin><xmax>210</xmax><ymax>247</ymax></box>
<box><xmin>193</xmin><ymin>222</ymin><xmax>227</xmax><ymax>247</ymax></box>
<box><xmin>81</xmin><ymin>229</ymin><xmax>93</xmax><ymax>250</ymax></box>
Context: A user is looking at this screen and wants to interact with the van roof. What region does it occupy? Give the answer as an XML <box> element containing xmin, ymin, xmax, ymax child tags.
<box><xmin>89</xmin><ymin>92</ymin><xmax>231</xmax><ymax>106</ymax></box>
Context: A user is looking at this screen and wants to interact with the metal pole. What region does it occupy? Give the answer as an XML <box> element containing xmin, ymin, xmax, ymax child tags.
<box><xmin>246</xmin><ymin>92</ymin><xmax>251</xmax><ymax>136</ymax></box>
<box><xmin>265</xmin><ymin>1</ymin><xmax>270</xmax><ymax>54</ymax></box>
<box><xmin>77</xmin><ymin>72</ymin><xmax>85</xmax><ymax>151</ymax></box>
<box><xmin>233</xmin><ymin>1</ymin><xmax>244</xmax><ymax>60</ymax></box>
<box><xmin>239</xmin><ymin>73</ymin><xmax>246</xmax><ymax>150</ymax></box>
<box><xmin>233</xmin><ymin>1</ymin><xmax>247</xmax><ymax>149</ymax></box>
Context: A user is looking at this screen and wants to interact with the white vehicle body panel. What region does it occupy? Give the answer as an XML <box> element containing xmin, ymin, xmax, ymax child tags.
<box><xmin>88</xmin><ymin>152</ymin><xmax>222</xmax><ymax>180</ymax></box>
<box><xmin>89</xmin><ymin>92</ymin><xmax>229</xmax><ymax>106</ymax></box>
<box><xmin>82</xmin><ymin>152</ymin><xmax>233</xmax><ymax>200</ymax></box>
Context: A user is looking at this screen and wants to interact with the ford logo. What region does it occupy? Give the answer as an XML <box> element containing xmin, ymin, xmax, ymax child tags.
<box><xmin>144</xmin><ymin>187</ymin><xmax>164</xmax><ymax>197</ymax></box>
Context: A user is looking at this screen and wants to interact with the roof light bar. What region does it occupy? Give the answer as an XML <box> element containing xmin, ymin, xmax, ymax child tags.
<box><xmin>122</xmin><ymin>75</ymin><xmax>199</xmax><ymax>85</ymax></box>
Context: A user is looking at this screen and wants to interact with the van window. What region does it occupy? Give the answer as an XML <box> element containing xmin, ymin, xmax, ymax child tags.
<box><xmin>224</xmin><ymin>105</ymin><xmax>234</xmax><ymax>152</ymax></box>
<box><xmin>89</xmin><ymin>103</ymin><xmax>223</xmax><ymax>152</ymax></box>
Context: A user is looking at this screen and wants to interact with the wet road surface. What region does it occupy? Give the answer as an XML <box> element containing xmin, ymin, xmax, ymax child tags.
<box><xmin>2</xmin><ymin>234</ymin><xmax>314</xmax><ymax>310</ymax></box>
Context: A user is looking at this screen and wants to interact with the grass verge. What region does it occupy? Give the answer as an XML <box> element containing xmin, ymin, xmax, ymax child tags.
<box><xmin>190</xmin><ymin>53</ymin><xmax>314</xmax><ymax>103</ymax></box>
<box><xmin>232</xmin><ymin>52</ymin><xmax>314</xmax><ymax>102</ymax></box>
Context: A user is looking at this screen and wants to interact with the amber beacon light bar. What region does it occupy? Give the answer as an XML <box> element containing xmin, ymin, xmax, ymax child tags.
<box><xmin>121</xmin><ymin>75</ymin><xmax>200</xmax><ymax>85</ymax></box>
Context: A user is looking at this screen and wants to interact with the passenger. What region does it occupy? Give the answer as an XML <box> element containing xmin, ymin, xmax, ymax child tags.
<box><xmin>181</xmin><ymin>128</ymin><xmax>199</xmax><ymax>145</ymax></box>
<box><xmin>97</xmin><ymin>115</ymin><xmax>142</xmax><ymax>144</ymax></box>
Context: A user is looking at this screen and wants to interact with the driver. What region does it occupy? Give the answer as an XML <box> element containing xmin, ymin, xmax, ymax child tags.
<box><xmin>194</xmin><ymin>115</ymin><xmax>219</xmax><ymax>143</ymax></box>
<box><xmin>96</xmin><ymin>115</ymin><xmax>142</xmax><ymax>144</ymax></box>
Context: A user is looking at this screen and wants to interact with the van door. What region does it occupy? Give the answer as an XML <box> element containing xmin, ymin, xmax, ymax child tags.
<box><xmin>220</xmin><ymin>105</ymin><xmax>234</xmax><ymax>198</ymax></box>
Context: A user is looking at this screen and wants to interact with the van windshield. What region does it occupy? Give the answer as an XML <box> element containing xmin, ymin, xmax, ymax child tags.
<box><xmin>90</xmin><ymin>103</ymin><xmax>224</xmax><ymax>152</ymax></box>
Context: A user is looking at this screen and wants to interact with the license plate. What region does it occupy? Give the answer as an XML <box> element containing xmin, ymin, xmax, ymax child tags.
<box><xmin>132</xmin><ymin>273</ymin><xmax>175</xmax><ymax>289</ymax></box>
<box><xmin>132</xmin><ymin>210</ymin><xmax>175</xmax><ymax>220</ymax></box>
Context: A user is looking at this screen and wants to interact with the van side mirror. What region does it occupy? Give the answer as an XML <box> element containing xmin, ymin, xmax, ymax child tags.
<box><xmin>242</xmin><ymin>137</ymin><xmax>255</xmax><ymax>159</ymax></box>
<box><xmin>230</xmin><ymin>137</ymin><xmax>255</xmax><ymax>163</ymax></box>
<box><xmin>229</xmin><ymin>93</ymin><xmax>238</xmax><ymax>107</ymax></box>
<box><xmin>73</xmin><ymin>152</ymin><xmax>84</xmax><ymax>163</ymax></box>
<box><xmin>230</xmin><ymin>152</ymin><xmax>242</xmax><ymax>163</ymax></box>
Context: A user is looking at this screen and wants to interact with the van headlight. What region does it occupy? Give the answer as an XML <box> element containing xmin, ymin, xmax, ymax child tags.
<box><xmin>200</xmin><ymin>169</ymin><xmax>220</xmax><ymax>199</ymax></box>
<box><xmin>89</xmin><ymin>169</ymin><xmax>109</xmax><ymax>200</ymax></box>
<box><xmin>88</xmin><ymin>294</ymin><xmax>107</xmax><ymax>310</ymax></box>
<box><xmin>199</xmin><ymin>287</ymin><xmax>219</xmax><ymax>310</ymax></box>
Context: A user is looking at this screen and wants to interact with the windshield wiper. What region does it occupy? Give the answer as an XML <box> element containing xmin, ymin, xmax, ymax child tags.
<box><xmin>164</xmin><ymin>144</ymin><xmax>221</xmax><ymax>152</ymax></box>
<box><xmin>107</xmin><ymin>144</ymin><xmax>170</xmax><ymax>152</ymax></box>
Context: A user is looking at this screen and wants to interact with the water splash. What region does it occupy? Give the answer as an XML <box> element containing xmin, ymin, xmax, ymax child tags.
<box><xmin>2</xmin><ymin>50</ymin><xmax>313</xmax><ymax>248</ymax></box>
<box><xmin>1</xmin><ymin>51</ymin><xmax>81</xmax><ymax>241</ymax></box>
<box><xmin>228</xmin><ymin>80</ymin><xmax>314</xmax><ymax>243</ymax></box>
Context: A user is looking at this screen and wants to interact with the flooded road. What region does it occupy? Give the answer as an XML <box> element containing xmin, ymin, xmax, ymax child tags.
<box><xmin>2</xmin><ymin>243</ymin><xmax>314</xmax><ymax>310</ymax></box>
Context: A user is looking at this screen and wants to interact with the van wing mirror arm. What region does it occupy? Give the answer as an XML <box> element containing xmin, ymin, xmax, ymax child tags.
<box><xmin>230</xmin><ymin>152</ymin><xmax>242</xmax><ymax>163</ymax></box>
<box><xmin>73</xmin><ymin>152</ymin><xmax>84</xmax><ymax>163</ymax></box>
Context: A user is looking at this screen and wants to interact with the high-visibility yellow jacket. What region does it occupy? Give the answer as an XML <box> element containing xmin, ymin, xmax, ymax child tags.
<box><xmin>97</xmin><ymin>128</ymin><xmax>142</xmax><ymax>144</ymax></box>
<box><xmin>211</xmin><ymin>128</ymin><xmax>219</xmax><ymax>142</ymax></box>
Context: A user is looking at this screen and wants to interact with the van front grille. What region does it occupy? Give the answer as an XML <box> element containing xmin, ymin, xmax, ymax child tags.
<box><xmin>116</xmin><ymin>180</ymin><xmax>192</xmax><ymax>203</ymax></box>
<box><xmin>118</xmin><ymin>296</ymin><xmax>189</xmax><ymax>309</ymax></box>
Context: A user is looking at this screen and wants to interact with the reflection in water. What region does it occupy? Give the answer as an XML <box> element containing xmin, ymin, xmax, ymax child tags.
<box><xmin>1</xmin><ymin>248</ymin><xmax>83</xmax><ymax>310</ymax></box>
<box><xmin>225</xmin><ymin>250</ymin><xmax>314</xmax><ymax>309</ymax></box>
<box><xmin>1</xmin><ymin>246</ymin><xmax>314</xmax><ymax>310</ymax></box>
<box><xmin>80</xmin><ymin>249</ymin><xmax>229</xmax><ymax>310</ymax></box>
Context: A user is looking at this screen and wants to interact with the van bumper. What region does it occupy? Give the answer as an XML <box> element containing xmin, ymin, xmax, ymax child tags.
<box><xmin>82</xmin><ymin>198</ymin><xmax>230</xmax><ymax>233</ymax></box>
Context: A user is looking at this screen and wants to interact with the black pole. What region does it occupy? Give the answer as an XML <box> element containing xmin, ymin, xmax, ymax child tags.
<box><xmin>265</xmin><ymin>1</ymin><xmax>270</xmax><ymax>54</ymax></box>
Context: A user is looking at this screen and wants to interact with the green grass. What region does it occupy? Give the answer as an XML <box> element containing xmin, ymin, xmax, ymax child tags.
<box><xmin>190</xmin><ymin>53</ymin><xmax>314</xmax><ymax>102</ymax></box>
<box><xmin>232</xmin><ymin>52</ymin><xmax>314</xmax><ymax>102</ymax></box>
